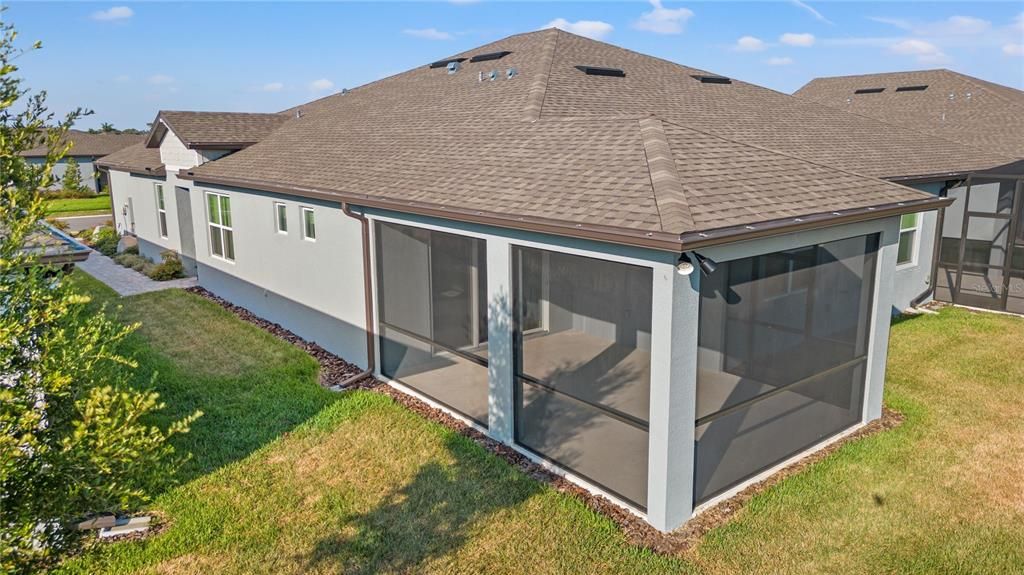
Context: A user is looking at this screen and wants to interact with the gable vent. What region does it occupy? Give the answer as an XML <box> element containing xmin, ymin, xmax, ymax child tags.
<box><xmin>469</xmin><ymin>50</ymin><xmax>512</xmax><ymax>63</ymax></box>
<box><xmin>429</xmin><ymin>57</ymin><xmax>466</xmax><ymax>69</ymax></box>
<box><xmin>854</xmin><ymin>87</ymin><xmax>885</xmax><ymax>94</ymax></box>
<box><xmin>692</xmin><ymin>75</ymin><xmax>731</xmax><ymax>84</ymax></box>
<box><xmin>575</xmin><ymin>65</ymin><xmax>625</xmax><ymax>77</ymax></box>
<box><xmin>895</xmin><ymin>85</ymin><xmax>929</xmax><ymax>92</ymax></box>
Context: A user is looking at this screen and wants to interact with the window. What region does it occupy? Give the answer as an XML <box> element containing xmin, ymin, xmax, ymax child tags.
<box><xmin>302</xmin><ymin>207</ymin><xmax>316</xmax><ymax>241</ymax></box>
<box><xmin>275</xmin><ymin>202</ymin><xmax>288</xmax><ymax>234</ymax></box>
<box><xmin>513</xmin><ymin>248</ymin><xmax>653</xmax><ymax>508</ymax></box>
<box><xmin>155</xmin><ymin>184</ymin><xmax>168</xmax><ymax>238</ymax></box>
<box><xmin>694</xmin><ymin>234</ymin><xmax>879</xmax><ymax>504</ymax></box>
<box><xmin>206</xmin><ymin>192</ymin><xmax>234</xmax><ymax>261</ymax></box>
<box><xmin>375</xmin><ymin>222</ymin><xmax>489</xmax><ymax>425</ymax></box>
<box><xmin>897</xmin><ymin>213</ymin><xmax>919</xmax><ymax>266</ymax></box>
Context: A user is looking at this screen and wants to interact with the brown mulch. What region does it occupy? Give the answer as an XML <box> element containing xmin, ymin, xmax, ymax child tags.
<box><xmin>183</xmin><ymin>285</ymin><xmax>905</xmax><ymax>555</ymax></box>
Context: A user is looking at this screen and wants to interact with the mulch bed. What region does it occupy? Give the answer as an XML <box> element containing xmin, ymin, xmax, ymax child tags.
<box><xmin>183</xmin><ymin>285</ymin><xmax>905</xmax><ymax>555</ymax></box>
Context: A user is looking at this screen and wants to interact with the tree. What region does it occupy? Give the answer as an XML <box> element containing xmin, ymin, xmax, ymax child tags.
<box><xmin>60</xmin><ymin>156</ymin><xmax>86</xmax><ymax>194</ymax></box>
<box><xmin>0</xmin><ymin>17</ymin><xmax>199</xmax><ymax>573</ymax></box>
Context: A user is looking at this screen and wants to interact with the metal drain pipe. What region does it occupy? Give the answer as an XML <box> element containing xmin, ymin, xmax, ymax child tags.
<box><xmin>337</xmin><ymin>202</ymin><xmax>376</xmax><ymax>386</ymax></box>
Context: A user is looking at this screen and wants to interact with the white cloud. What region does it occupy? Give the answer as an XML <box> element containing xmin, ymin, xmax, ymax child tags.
<box><xmin>543</xmin><ymin>18</ymin><xmax>614</xmax><ymax>41</ymax></box>
<box><xmin>402</xmin><ymin>28</ymin><xmax>453</xmax><ymax>41</ymax></box>
<box><xmin>733</xmin><ymin>36</ymin><xmax>767</xmax><ymax>52</ymax></box>
<box><xmin>147</xmin><ymin>74</ymin><xmax>174</xmax><ymax>85</ymax></box>
<box><xmin>780</xmin><ymin>32</ymin><xmax>815</xmax><ymax>47</ymax></box>
<box><xmin>260</xmin><ymin>82</ymin><xmax>285</xmax><ymax>92</ymax></box>
<box><xmin>766</xmin><ymin>56</ymin><xmax>794</xmax><ymax>66</ymax></box>
<box><xmin>1004</xmin><ymin>43</ymin><xmax>1024</xmax><ymax>56</ymax></box>
<box><xmin>309</xmin><ymin>78</ymin><xmax>334</xmax><ymax>92</ymax></box>
<box><xmin>632</xmin><ymin>0</ymin><xmax>694</xmax><ymax>35</ymax></box>
<box><xmin>91</xmin><ymin>6</ymin><xmax>133</xmax><ymax>21</ymax></box>
<box><xmin>870</xmin><ymin>15</ymin><xmax>991</xmax><ymax>37</ymax></box>
<box><xmin>790</xmin><ymin>0</ymin><xmax>832</xmax><ymax>25</ymax></box>
<box><xmin>890</xmin><ymin>39</ymin><xmax>947</xmax><ymax>63</ymax></box>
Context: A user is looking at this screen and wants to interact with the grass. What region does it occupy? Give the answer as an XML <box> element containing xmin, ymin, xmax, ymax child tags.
<box><xmin>59</xmin><ymin>273</ymin><xmax>1024</xmax><ymax>574</ymax></box>
<box><xmin>44</xmin><ymin>194</ymin><xmax>111</xmax><ymax>217</ymax></box>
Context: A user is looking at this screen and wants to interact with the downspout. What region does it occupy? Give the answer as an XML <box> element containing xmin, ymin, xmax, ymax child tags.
<box><xmin>909</xmin><ymin>180</ymin><xmax>957</xmax><ymax>309</ymax></box>
<box><xmin>336</xmin><ymin>202</ymin><xmax>376</xmax><ymax>386</ymax></box>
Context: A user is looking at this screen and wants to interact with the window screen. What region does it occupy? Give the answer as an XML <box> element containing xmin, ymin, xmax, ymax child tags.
<box><xmin>694</xmin><ymin>234</ymin><xmax>879</xmax><ymax>504</ymax></box>
<box><xmin>376</xmin><ymin>222</ymin><xmax>489</xmax><ymax>426</ymax></box>
<box><xmin>512</xmin><ymin>247</ymin><xmax>653</xmax><ymax>508</ymax></box>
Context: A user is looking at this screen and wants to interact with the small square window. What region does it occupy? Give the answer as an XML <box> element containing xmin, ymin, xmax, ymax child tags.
<box><xmin>275</xmin><ymin>202</ymin><xmax>288</xmax><ymax>234</ymax></box>
<box><xmin>302</xmin><ymin>207</ymin><xmax>316</xmax><ymax>241</ymax></box>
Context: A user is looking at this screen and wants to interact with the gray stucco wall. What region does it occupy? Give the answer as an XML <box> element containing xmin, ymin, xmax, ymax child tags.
<box><xmin>890</xmin><ymin>181</ymin><xmax>945</xmax><ymax>313</ymax></box>
<box><xmin>108</xmin><ymin>169</ymin><xmax>197</xmax><ymax>276</ymax></box>
<box><xmin>30</xmin><ymin>156</ymin><xmax>100</xmax><ymax>193</ymax></box>
<box><xmin>188</xmin><ymin>183</ymin><xmax>369</xmax><ymax>368</ymax></box>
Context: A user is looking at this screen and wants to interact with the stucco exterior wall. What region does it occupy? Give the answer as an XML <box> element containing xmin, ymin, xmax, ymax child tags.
<box><xmin>188</xmin><ymin>183</ymin><xmax>369</xmax><ymax>367</ymax></box>
<box><xmin>890</xmin><ymin>181</ymin><xmax>945</xmax><ymax>313</ymax></box>
<box><xmin>107</xmin><ymin>169</ymin><xmax>197</xmax><ymax>274</ymax></box>
<box><xmin>158</xmin><ymin>127</ymin><xmax>201</xmax><ymax>170</ymax></box>
<box><xmin>30</xmin><ymin>156</ymin><xmax>100</xmax><ymax>193</ymax></box>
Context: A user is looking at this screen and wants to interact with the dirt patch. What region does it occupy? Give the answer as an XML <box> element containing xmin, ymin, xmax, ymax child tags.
<box><xmin>185</xmin><ymin>286</ymin><xmax>904</xmax><ymax>555</ymax></box>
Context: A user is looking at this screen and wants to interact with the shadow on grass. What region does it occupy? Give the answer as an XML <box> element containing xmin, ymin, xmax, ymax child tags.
<box><xmin>304</xmin><ymin>433</ymin><xmax>543</xmax><ymax>574</ymax></box>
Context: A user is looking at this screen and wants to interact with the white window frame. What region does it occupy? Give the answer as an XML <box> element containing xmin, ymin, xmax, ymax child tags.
<box><xmin>274</xmin><ymin>202</ymin><xmax>288</xmax><ymax>235</ymax></box>
<box><xmin>206</xmin><ymin>191</ymin><xmax>235</xmax><ymax>263</ymax></box>
<box><xmin>301</xmin><ymin>206</ymin><xmax>316</xmax><ymax>242</ymax></box>
<box><xmin>155</xmin><ymin>183</ymin><xmax>168</xmax><ymax>239</ymax></box>
<box><xmin>896</xmin><ymin>212</ymin><xmax>920</xmax><ymax>269</ymax></box>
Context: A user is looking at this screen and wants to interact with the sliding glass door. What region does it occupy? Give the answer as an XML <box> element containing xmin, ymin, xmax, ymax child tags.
<box><xmin>375</xmin><ymin>222</ymin><xmax>489</xmax><ymax>426</ymax></box>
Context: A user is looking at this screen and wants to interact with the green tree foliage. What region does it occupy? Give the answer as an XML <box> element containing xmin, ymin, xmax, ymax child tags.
<box><xmin>0</xmin><ymin>17</ymin><xmax>199</xmax><ymax>573</ymax></box>
<box><xmin>59</xmin><ymin>156</ymin><xmax>87</xmax><ymax>195</ymax></box>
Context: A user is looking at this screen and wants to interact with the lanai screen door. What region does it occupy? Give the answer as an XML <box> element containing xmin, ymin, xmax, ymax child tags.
<box><xmin>936</xmin><ymin>173</ymin><xmax>1024</xmax><ymax>314</ymax></box>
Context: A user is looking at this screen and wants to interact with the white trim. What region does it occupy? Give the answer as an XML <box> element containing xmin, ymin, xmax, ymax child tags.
<box><xmin>691</xmin><ymin>421</ymin><xmax>867</xmax><ymax>517</ymax></box>
<box><xmin>301</xmin><ymin>206</ymin><xmax>316</xmax><ymax>242</ymax></box>
<box><xmin>895</xmin><ymin>212</ymin><xmax>920</xmax><ymax>269</ymax></box>
<box><xmin>274</xmin><ymin>202</ymin><xmax>288</xmax><ymax>235</ymax></box>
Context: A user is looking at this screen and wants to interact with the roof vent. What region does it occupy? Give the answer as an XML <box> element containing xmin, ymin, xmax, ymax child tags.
<box><xmin>469</xmin><ymin>50</ymin><xmax>511</xmax><ymax>63</ymax></box>
<box><xmin>895</xmin><ymin>85</ymin><xmax>928</xmax><ymax>92</ymax></box>
<box><xmin>692</xmin><ymin>75</ymin><xmax>731</xmax><ymax>84</ymax></box>
<box><xmin>854</xmin><ymin>87</ymin><xmax>885</xmax><ymax>94</ymax></box>
<box><xmin>341</xmin><ymin>88</ymin><xmax>350</xmax><ymax>95</ymax></box>
<box><xmin>446</xmin><ymin>61</ymin><xmax>461</xmax><ymax>74</ymax></box>
<box><xmin>575</xmin><ymin>65</ymin><xmax>625</xmax><ymax>77</ymax></box>
<box><xmin>429</xmin><ymin>57</ymin><xmax>466</xmax><ymax>69</ymax></box>
<box><xmin>506</xmin><ymin>67</ymin><xmax>518</xmax><ymax>79</ymax></box>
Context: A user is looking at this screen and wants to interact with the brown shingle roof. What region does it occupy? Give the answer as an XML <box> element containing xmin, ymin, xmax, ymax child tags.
<box><xmin>795</xmin><ymin>69</ymin><xmax>1024</xmax><ymax>159</ymax></box>
<box><xmin>21</xmin><ymin>130</ymin><xmax>143</xmax><ymax>158</ymax></box>
<box><xmin>146</xmin><ymin>111</ymin><xmax>289</xmax><ymax>149</ymax></box>
<box><xmin>183</xmin><ymin>29</ymin><xmax>998</xmax><ymax>248</ymax></box>
<box><xmin>95</xmin><ymin>142</ymin><xmax>165</xmax><ymax>176</ymax></box>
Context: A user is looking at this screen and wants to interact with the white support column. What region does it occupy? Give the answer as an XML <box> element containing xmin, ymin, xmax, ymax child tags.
<box><xmin>645</xmin><ymin>262</ymin><xmax>700</xmax><ymax>532</ymax></box>
<box><xmin>864</xmin><ymin>216</ymin><xmax>900</xmax><ymax>422</ymax></box>
<box><xmin>486</xmin><ymin>237</ymin><xmax>515</xmax><ymax>442</ymax></box>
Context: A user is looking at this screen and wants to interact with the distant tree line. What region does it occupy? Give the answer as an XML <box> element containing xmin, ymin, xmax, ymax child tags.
<box><xmin>85</xmin><ymin>121</ymin><xmax>150</xmax><ymax>135</ymax></box>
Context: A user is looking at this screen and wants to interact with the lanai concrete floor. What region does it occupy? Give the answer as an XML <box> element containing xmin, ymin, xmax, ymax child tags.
<box><xmin>76</xmin><ymin>249</ymin><xmax>196</xmax><ymax>296</ymax></box>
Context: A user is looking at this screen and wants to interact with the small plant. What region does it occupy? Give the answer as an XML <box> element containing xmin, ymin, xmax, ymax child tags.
<box><xmin>91</xmin><ymin>225</ymin><xmax>119</xmax><ymax>256</ymax></box>
<box><xmin>60</xmin><ymin>157</ymin><xmax>89</xmax><ymax>195</ymax></box>
<box><xmin>122</xmin><ymin>244</ymin><xmax>139</xmax><ymax>256</ymax></box>
<box><xmin>45</xmin><ymin>216</ymin><xmax>69</xmax><ymax>231</ymax></box>
<box><xmin>147</xmin><ymin>250</ymin><xmax>185</xmax><ymax>281</ymax></box>
<box><xmin>113</xmin><ymin>252</ymin><xmax>150</xmax><ymax>272</ymax></box>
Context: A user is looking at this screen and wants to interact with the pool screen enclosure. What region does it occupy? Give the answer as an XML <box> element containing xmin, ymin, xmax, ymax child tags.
<box><xmin>694</xmin><ymin>234</ymin><xmax>880</xmax><ymax>504</ymax></box>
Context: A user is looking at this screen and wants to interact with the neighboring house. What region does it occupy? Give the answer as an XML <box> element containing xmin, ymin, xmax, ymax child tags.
<box><xmin>99</xmin><ymin>30</ymin><xmax>1011</xmax><ymax>533</ymax></box>
<box><xmin>97</xmin><ymin>111</ymin><xmax>289</xmax><ymax>275</ymax></box>
<box><xmin>796</xmin><ymin>70</ymin><xmax>1024</xmax><ymax>314</ymax></box>
<box><xmin>21</xmin><ymin>130</ymin><xmax>143</xmax><ymax>193</ymax></box>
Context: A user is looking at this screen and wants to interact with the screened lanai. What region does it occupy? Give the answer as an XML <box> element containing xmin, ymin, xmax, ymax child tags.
<box><xmin>935</xmin><ymin>162</ymin><xmax>1024</xmax><ymax>314</ymax></box>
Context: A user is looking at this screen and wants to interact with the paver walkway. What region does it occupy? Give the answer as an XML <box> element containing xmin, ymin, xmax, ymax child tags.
<box><xmin>77</xmin><ymin>249</ymin><xmax>197</xmax><ymax>296</ymax></box>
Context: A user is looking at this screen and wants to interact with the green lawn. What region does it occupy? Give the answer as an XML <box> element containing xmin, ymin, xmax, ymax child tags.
<box><xmin>59</xmin><ymin>272</ymin><xmax>1024</xmax><ymax>574</ymax></box>
<box><xmin>44</xmin><ymin>194</ymin><xmax>111</xmax><ymax>217</ymax></box>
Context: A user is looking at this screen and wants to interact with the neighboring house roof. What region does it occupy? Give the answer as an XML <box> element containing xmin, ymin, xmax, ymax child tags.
<box><xmin>180</xmin><ymin>29</ymin><xmax>1002</xmax><ymax>249</ymax></box>
<box><xmin>95</xmin><ymin>143</ymin><xmax>166</xmax><ymax>176</ymax></box>
<box><xmin>795</xmin><ymin>69</ymin><xmax>1024</xmax><ymax>159</ymax></box>
<box><xmin>145</xmin><ymin>111</ymin><xmax>290</xmax><ymax>149</ymax></box>
<box><xmin>20</xmin><ymin>130</ymin><xmax>144</xmax><ymax>158</ymax></box>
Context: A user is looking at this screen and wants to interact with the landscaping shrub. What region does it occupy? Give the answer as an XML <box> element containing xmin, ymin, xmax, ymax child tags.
<box><xmin>122</xmin><ymin>244</ymin><xmax>139</xmax><ymax>255</ymax></box>
<box><xmin>91</xmin><ymin>226</ymin><xmax>119</xmax><ymax>256</ymax></box>
<box><xmin>42</xmin><ymin>188</ymin><xmax>96</xmax><ymax>199</ymax></box>
<box><xmin>147</xmin><ymin>250</ymin><xmax>185</xmax><ymax>281</ymax></box>
<box><xmin>113</xmin><ymin>252</ymin><xmax>150</xmax><ymax>272</ymax></box>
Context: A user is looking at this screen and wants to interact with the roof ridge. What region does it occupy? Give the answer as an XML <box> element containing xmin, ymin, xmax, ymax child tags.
<box><xmin>638</xmin><ymin>116</ymin><xmax>695</xmax><ymax>233</ymax></box>
<box><xmin>522</xmin><ymin>28</ymin><xmax>559</xmax><ymax>122</ymax></box>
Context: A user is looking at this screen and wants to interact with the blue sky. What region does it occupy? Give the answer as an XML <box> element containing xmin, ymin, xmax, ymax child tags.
<box><xmin>8</xmin><ymin>1</ymin><xmax>1024</xmax><ymax>130</ymax></box>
